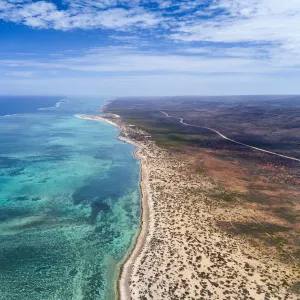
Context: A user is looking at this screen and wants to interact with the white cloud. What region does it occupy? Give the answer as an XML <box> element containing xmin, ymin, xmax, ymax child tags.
<box><xmin>171</xmin><ymin>0</ymin><xmax>300</xmax><ymax>67</ymax></box>
<box><xmin>178</xmin><ymin>46</ymin><xmax>268</xmax><ymax>59</ymax></box>
<box><xmin>1</xmin><ymin>73</ymin><xmax>299</xmax><ymax>96</ymax></box>
<box><xmin>0</xmin><ymin>0</ymin><xmax>161</xmax><ymax>30</ymax></box>
<box><xmin>1</xmin><ymin>0</ymin><xmax>300</xmax><ymax>95</ymax></box>
<box><xmin>1</xmin><ymin>0</ymin><xmax>300</xmax><ymax>69</ymax></box>
<box><xmin>0</xmin><ymin>46</ymin><xmax>279</xmax><ymax>74</ymax></box>
<box><xmin>6</xmin><ymin>71</ymin><xmax>34</xmax><ymax>77</ymax></box>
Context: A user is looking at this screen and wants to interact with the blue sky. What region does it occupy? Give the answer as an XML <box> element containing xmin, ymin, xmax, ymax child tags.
<box><xmin>1</xmin><ymin>0</ymin><xmax>300</xmax><ymax>96</ymax></box>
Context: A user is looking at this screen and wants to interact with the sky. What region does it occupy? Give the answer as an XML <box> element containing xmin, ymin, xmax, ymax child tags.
<box><xmin>0</xmin><ymin>0</ymin><xmax>300</xmax><ymax>96</ymax></box>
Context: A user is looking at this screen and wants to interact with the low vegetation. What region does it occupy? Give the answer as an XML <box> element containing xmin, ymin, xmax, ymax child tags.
<box><xmin>105</xmin><ymin>96</ymin><xmax>300</xmax><ymax>265</ymax></box>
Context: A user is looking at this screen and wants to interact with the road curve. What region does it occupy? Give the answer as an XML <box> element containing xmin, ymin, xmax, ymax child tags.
<box><xmin>160</xmin><ymin>111</ymin><xmax>300</xmax><ymax>163</ymax></box>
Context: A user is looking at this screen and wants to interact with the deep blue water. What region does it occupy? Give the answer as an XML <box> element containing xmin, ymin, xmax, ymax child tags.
<box><xmin>0</xmin><ymin>96</ymin><xmax>64</xmax><ymax>116</ymax></box>
<box><xmin>0</xmin><ymin>96</ymin><xmax>140</xmax><ymax>300</ymax></box>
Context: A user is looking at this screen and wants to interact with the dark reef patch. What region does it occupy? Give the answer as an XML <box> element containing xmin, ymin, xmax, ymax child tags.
<box><xmin>14</xmin><ymin>196</ymin><xmax>30</xmax><ymax>201</ymax></box>
<box><xmin>90</xmin><ymin>201</ymin><xmax>111</xmax><ymax>224</ymax></box>
<box><xmin>0</xmin><ymin>157</ymin><xmax>24</xmax><ymax>169</ymax></box>
<box><xmin>0</xmin><ymin>207</ymin><xmax>32</xmax><ymax>222</ymax></box>
<box><xmin>72</xmin><ymin>165</ymin><xmax>135</xmax><ymax>223</ymax></box>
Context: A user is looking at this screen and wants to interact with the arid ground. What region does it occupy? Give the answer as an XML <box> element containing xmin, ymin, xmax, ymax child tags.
<box><xmin>106</xmin><ymin>96</ymin><xmax>300</xmax><ymax>264</ymax></box>
<box><xmin>95</xmin><ymin>95</ymin><xmax>299</xmax><ymax>299</ymax></box>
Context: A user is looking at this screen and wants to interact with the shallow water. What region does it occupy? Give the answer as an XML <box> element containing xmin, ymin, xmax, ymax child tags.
<box><xmin>0</xmin><ymin>97</ymin><xmax>140</xmax><ymax>300</ymax></box>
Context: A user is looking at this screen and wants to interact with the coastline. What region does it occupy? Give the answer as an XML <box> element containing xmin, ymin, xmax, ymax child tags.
<box><xmin>76</xmin><ymin>113</ymin><xmax>299</xmax><ymax>300</ymax></box>
<box><xmin>75</xmin><ymin>113</ymin><xmax>150</xmax><ymax>300</ymax></box>
<box><xmin>118</xmin><ymin>148</ymin><xmax>150</xmax><ymax>300</ymax></box>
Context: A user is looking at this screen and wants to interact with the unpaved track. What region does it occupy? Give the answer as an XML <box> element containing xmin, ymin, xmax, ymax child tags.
<box><xmin>160</xmin><ymin>111</ymin><xmax>300</xmax><ymax>163</ymax></box>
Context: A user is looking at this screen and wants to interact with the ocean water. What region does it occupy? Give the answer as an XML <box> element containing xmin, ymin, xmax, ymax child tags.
<box><xmin>0</xmin><ymin>97</ymin><xmax>140</xmax><ymax>300</ymax></box>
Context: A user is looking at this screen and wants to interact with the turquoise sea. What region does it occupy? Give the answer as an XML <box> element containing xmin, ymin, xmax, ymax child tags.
<box><xmin>0</xmin><ymin>97</ymin><xmax>140</xmax><ymax>300</ymax></box>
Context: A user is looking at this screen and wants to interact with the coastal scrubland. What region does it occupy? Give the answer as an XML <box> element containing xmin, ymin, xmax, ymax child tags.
<box><xmin>84</xmin><ymin>95</ymin><xmax>299</xmax><ymax>299</ymax></box>
<box><xmin>105</xmin><ymin>96</ymin><xmax>300</xmax><ymax>264</ymax></box>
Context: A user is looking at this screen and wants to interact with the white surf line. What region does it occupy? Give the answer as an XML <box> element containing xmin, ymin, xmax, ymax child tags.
<box><xmin>160</xmin><ymin>111</ymin><xmax>300</xmax><ymax>163</ymax></box>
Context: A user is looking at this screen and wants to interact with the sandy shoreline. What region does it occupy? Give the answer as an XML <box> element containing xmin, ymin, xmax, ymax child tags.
<box><xmin>118</xmin><ymin>149</ymin><xmax>150</xmax><ymax>300</ymax></box>
<box><xmin>76</xmin><ymin>113</ymin><xmax>299</xmax><ymax>300</ymax></box>
<box><xmin>75</xmin><ymin>114</ymin><xmax>151</xmax><ymax>300</ymax></box>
